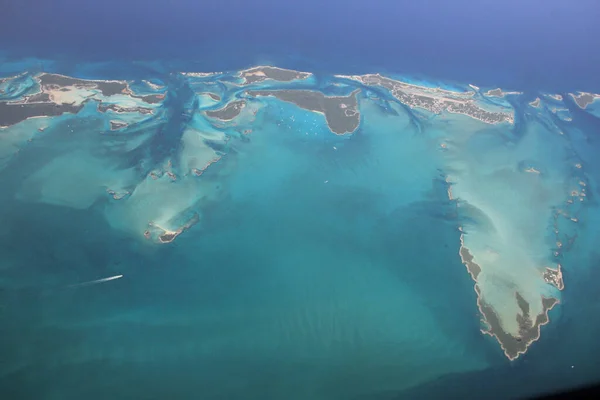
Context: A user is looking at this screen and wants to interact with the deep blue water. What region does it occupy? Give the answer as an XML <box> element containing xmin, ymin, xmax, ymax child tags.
<box><xmin>2</xmin><ymin>0</ymin><xmax>600</xmax><ymax>93</ymax></box>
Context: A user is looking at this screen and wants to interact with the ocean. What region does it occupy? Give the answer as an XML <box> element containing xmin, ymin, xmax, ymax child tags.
<box><xmin>1</xmin><ymin>1</ymin><xmax>600</xmax><ymax>399</ymax></box>
<box><xmin>3</xmin><ymin>0</ymin><xmax>600</xmax><ymax>93</ymax></box>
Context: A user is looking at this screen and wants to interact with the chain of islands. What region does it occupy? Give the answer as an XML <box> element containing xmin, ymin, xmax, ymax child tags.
<box><xmin>0</xmin><ymin>64</ymin><xmax>595</xmax><ymax>362</ymax></box>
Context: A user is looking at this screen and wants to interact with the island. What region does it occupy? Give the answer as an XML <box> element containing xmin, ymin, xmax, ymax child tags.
<box><xmin>459</xmin><ymin>234</ymin><xmax>560</xmax><ymax>360</ymax></box>
<box><xmin>239</xmin><ymin>65</ymin><xmax>312</xmax><ymax>85</ymax></box>
<box><xmin>247</xmin><ymin>89</ymin><xmax>361</xmax><ymax>134</ymax></box>
<box><xmin>0</xmin><ymin>65</ymin><xmax>587</xmax><ymax>365</ymax></box>
<box><xmin>337</xmin><ymin>74</ymin><xmax>514</xmax><ymax>124</ymax></box>
<box><xmin>569</xmin><ymin>92</ymin><xmax>600</xmax><ymax>109</ymax></box>
<box><xmin>98</xmin><ymin>103</ymin><xmax>154</xmax><ymax>115</ymax></box>
<box><xmin>0</xmin><ymin>72</ymin><xmax>164</xmax><ymax>128</ymax></box>
<box><xmin>543</xmin><ymin>265</ymin><xmax>565</xmax><ymax>290</ymax></box>
<box><xmin>205</xmin><ymin>99</ymin><xmax>246</xmax><ymax>121</ymax></box>
<box><xmin>479</xmin><ymin>292</ymin><xmax>559</xmax><ymax>361</ymax></box>
<box><xmin>458</xmin><ymin>242</ymin><xmax>482</xmax><ymax>280</ymax></box>
<box><xmin>38</xmin><ymin>73</ymin><xmax>129</xmax><ymax>97</ymax></box>
<box><xmin>204</xmin><ymin>92</ymin><xmax>221</xmax><ymax>101</ymax></box>
<box><xmin>547</xmin><ymin>94</ymin><xmax>563</xmax><ymax>101</ymax></box>
<box><xmin>145</xmin><ymin>213</ymin><xmax>200</xmax><ymax>244</ymax></box>
<box><xmin>109</xmin><ymin>120</ymin><xmax>129</xmax><ymax>130</ymax></box>
<box><xmin>0</xmin><ymin>101</ymin><xmax>83</xmax><ymax>127</ymax></box>
<box><xmin>484</xmin><ymin>88</ymin><xmax>522</xmax><ymax>97</ymax></box>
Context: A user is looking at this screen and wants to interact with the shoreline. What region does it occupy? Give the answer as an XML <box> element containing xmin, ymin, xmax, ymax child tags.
<box><xmin>448</xmin><ymin>175</ymin><xmax>560</xmax><ymax>360</ymax></box>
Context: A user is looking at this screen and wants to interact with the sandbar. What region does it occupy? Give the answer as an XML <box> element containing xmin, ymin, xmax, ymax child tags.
<box><xmin>529</xmin><ymin>97</ymin><xmax>541</xmax><ymax>108</ymax></box>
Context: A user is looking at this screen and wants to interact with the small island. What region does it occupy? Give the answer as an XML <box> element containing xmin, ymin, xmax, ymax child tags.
<box><xmin>543</xmin><ymin>265</ymin><xmax>565</xmax><ymax>290</ymax></box>
<box><xmin>38</xmin><ymin>73</ymin><xmax>129</xmax><ymax>97</ymax></box>
<box><xmin>239</xmin><ymin>66</ymin><xmax>312</xmax><ymax>85</ymax></box>
<box><xmin>98</xmin><ymin>103</ymin><xmax>154</xmax><ymax>115</ymax></box>
<box><xmin>145</xmin><ymin>213</ymin><xmax>200</xmax><ymax>244</ymax></box>
<box><xmin>204</xmin><ymin>92</ymin><xmax>221</xmax><ymax>101</ymax></box>
<box><xmin>109</xmin><ymin>120</ymin><xmax>129</xmax><ymax>130</ymax></box>
<box><xmin>338</xmin><ymin>74</ymin><xmax>514</xmax><ymax>125</ymax></box>
<box><xmin>247</xmin><ymin>89</ymin><xmax>361</xmax><ymax>135</ymax></box>
<box><xmin>484</xmin><ymin>88</ymin><xmax>522</xmax><ymax>97</ymax></box>
<box><xmin>459</xmin><ymin>234</ymin><xmax>560</xmax><ymax>360</ymax></box>
<box><xmin>0</xmin><ymin>72</ymin><xmax>164</xmax><ymax>128</ymax></box>
<box><xmin>529</xmin><ymin>97</ymin><xmax>541</xmax><ymax>108</ymax></box>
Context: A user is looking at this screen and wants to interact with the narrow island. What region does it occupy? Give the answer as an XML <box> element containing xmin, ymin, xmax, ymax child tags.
<box><xmin>0</xmin><ymin>72</ymin><xmax>163</xmax><ymax>128</ymax></box>
<box><xmin>98</xmin><ymin>103</ymin><xmax>154</xmax><ymax>115</ymax></box>
<box><xmin>204</xmin><ymin>92</ymin><xmax>221</xmax><ymax>101</ymax></box>
<box><xmin>247</xmin><ymin>89</ymin><xmax>361</xmax><ymax>135</ymax></box>
<box><xmin>0</xmin><ymin>101</ymin><xmax>83</xmax><ymax>127</ymax></box>
<box><xmin>529</xmin><ymin>97</ymin><xmax>541</xmax><ymax>108</ymax></box>
<box><xmin>38</xmin><ymin>73</ymin><xmax>129</xmax><ymax>97</ymax></box>
<box><xmin>109</xmin><ymin>120</ymin><xmax>129</xmax><ymax>130</ymax></box>
<box><xmin>484</xmin><ymin>88</ymin><xmax>522</xmax><ymax>97</ymax></box>
<box><xmin>338</xmin><ymin>74</ymin><xmax>514</xmax><ymax>124</ymax></box>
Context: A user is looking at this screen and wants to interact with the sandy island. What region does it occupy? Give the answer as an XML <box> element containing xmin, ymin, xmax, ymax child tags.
<box><xmin>0</xmin><ymin>72</ymin><xmax>164</xmax><ymax>128</ymax></box>
<box><xmin>205</xmin><ymin>100</ymin><xmax>246</xmax><ymax>121</ymax></box>
<box><xmin>448</xmin><ymin>174</ymin><xmax>560</xmax><ymax>360</ymax></box>
<box><xmin>337</xmin><ymin>74</ymin><xmax>513</xmax><ymax>125</ymax></box>
<box><xmin>484</xmin><ymin>88</ymin><xmax>523</xmax><ymax>97</ymax></box>
<box><xmin>145</xmin><ymin>213</ymin><xmax>200</xmax><ymax>244</ymax></box>
<box><xmin>239</xmin><ymin>65</ymin><xmax>312</xmax><ymax>85</ymax></box>
<box><xmin>529</xmin><ymin>97</ymin><xmax>541</xmax><ymax>108</ymax></box>
<box><xmin>459</xmin><ymin>234</ymin><xmax>561</xmax><ymax>360</ymax></box>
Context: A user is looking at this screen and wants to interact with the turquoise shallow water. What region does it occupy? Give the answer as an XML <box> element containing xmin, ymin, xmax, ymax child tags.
<box><xmin>1</xmin><ymin>62</ymin><xmax>600</xmax><ymax>399</ymax></box>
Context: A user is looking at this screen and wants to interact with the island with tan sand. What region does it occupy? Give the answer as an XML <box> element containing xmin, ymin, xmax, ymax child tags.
<box><xmin>337</xmin><ymin>74</ymin><xmax>514</xmax><ymax>124</ymax></box>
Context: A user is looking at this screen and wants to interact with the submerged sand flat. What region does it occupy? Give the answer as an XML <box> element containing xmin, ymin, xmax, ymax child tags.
<box><xmin>0</xmin><ymin>66</ymin><xmax>590</xmax><ymax>372</ymax></box>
